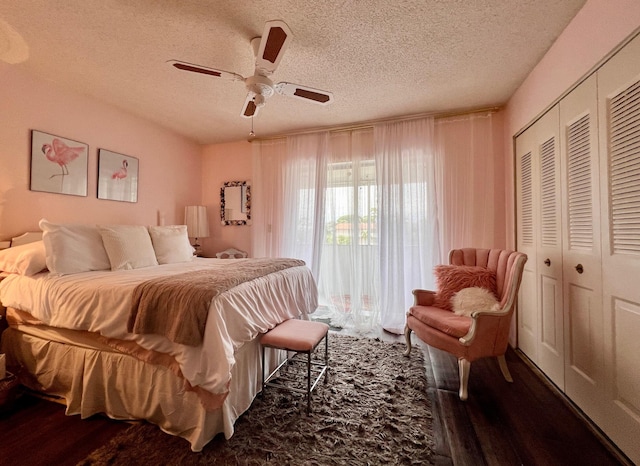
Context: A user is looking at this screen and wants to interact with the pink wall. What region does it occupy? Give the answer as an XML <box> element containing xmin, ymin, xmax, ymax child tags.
<box><xmin>200</xmin><ymin>140</ymin><xmax>253</xmax><ymax>258</ymax></box>
<box><xmin>0</xmin><ymin>62</ymin><xmax>202</xmax><ymax>241</ymax></box>
<box><xmin>503</xmin><ymin>0</ymin><xmax>640</xmax><ymax>248</ymax></box>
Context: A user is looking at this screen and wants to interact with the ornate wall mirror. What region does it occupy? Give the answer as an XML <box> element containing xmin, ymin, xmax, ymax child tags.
<box><xmin>220</xmin><ymin>181</ymin><xmax>251</xmax><ymax>225</ymax></box>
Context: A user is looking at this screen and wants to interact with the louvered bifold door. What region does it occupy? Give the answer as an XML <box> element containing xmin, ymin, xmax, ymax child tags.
<box><xmin>597</xmin><ymin>32</ymin><xmax>640</xmax><ymax>465</ymax></box>
<box><xmin>559</xmin><ymin>74</ymin><xmax>604</xmax><ymax>427</ymax></box>
<box><xmin>516</xmin><ymin>127</ymin><xmax>539</xmax><ymax>362</ymax></box>
<box><xmin>534</xmin><ymin>106</ymin><xmax>565</xmax><ymax>388</ymax></box>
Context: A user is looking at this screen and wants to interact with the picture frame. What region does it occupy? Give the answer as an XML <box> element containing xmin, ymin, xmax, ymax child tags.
<box><xmin>30</xmin><ymin>130</ymin><xmax>88</xmax><ymax>196</ymax></box>
<box><xmin>97</xmin><ymin>149</ymin><xmax>139</xmax><ymax>203</ymax></box>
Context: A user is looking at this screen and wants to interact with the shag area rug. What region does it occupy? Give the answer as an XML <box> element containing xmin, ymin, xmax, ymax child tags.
<box><xmin>79</xmin><ymin>334</ymin><xmax>435</xmax><ymax>465</ymax></box>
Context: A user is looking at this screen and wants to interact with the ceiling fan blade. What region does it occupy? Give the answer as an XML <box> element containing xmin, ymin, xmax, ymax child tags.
<box><xmin>169</xmin><ymin>60</ymin><xmax>244</xmax><ymax>82</ymax></box>
<box><xmin>255</xmin><ymin>20</ymin><xmax>292</xmax><ymax>75</ymax></box>
<box><xmin>241</xmin><ymin>93</ymin><xmax>260</xmax><ymax>118</ymax></box>
<box><xmin>275</xmin><ymin>82</ymin><xmax>333</xmax><ymax>105</ymax></box>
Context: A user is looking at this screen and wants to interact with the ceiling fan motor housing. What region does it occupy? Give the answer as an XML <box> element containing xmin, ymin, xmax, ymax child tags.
<box><xmin>245</xmin><ymin>75</ymin><xmax>274</xmax><ymax>105</ymax></box>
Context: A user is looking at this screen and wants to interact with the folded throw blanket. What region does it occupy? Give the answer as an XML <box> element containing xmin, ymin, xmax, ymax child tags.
<box><xmin>128</xmin><ymin>258</ymin><xmax>305</xmax><ymax>346</ymax></box>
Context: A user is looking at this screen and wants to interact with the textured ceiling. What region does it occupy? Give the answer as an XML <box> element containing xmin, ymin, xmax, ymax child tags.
<box><xmin>0</xmin><ymin>0</ymin><xmax>586</xmax><ymax>144</ymax></box>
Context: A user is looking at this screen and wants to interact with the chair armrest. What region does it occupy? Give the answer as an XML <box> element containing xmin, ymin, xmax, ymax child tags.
<box><xmin>459</xmin><ymin>309</ymin><xmax>511</xmax><ymax>345</ymax></box>
<box><xmin>412</xmin><ymin>289</ymin><xmax>436</xmax><ymax>306</ymax></box>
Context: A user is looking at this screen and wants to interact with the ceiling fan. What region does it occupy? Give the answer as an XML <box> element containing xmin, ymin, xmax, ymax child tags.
<box><xmin>169</xmin><ymin>20</ymin><xmax>334</xmax><ymax>119</ymax></box>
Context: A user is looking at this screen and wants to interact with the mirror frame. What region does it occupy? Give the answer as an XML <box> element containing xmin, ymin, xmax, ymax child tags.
<box><xmin>220</xmin><ymin>180</ymin><xmax>251</xmax><ymax>226</ymax></box>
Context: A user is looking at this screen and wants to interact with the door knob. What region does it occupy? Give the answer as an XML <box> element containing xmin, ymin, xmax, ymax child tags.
<box><xmin>544</xmin><ymin>258</ymin><xmax>551</xmax><ymax>266</ymax></box>
<box><xmin>575</xmin><ymin>264</ymin><xmax>584</xmax><ymax>274</ymax></box>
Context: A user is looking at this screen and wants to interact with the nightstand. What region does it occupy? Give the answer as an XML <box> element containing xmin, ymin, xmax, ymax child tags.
<box><xmin>0</xmin><ymin>274</ymin><xmax>19</xmax><ymax>412</ymax></box>
<box><xmin>0</xmin><ymin>372</ymin><xmax>19</xmax><ymax>412</ymax></box>
<box><xmin>0</xmin><ymin>304</ymin><xmax>6</xmax><ymax>347</ymax></box>
<box><xmin>0</xmin><ymin>275</ymin><xmax>6</xmax><ymax>348</ymax></box>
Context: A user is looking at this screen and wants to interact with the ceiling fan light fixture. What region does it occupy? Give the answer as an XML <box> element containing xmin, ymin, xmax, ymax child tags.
<box><xmin>245</xmin><ymin>74</ymin><xmax>275</xmax><ymax>99</ymax></box>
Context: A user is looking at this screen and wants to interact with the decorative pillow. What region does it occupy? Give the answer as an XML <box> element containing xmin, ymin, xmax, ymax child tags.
<box><xmin>98</xmin><ymin>224</ymin><xmax>159</xmax><ymax>271</ymax></box>
<box><xmin>0</xmin><ymin>240</ymin><xmax>47</xmax><ymax>275</ymax></box>
<box><xmin>451</xmin><ymin>287</ymin><xmax>500</xmax><ymax>316</ymax></box>
<box><xmin>148</xmin><ymin>225</ymin><xmax>194</xmax><ymax>264</ymax></box>
<box><xmin>433</xmin><ymin>265</ymin><xmax>497</xmax><ymax>311</ymax></box>
<box><xmin>40</xmin><ymin>219</ymin><xmax>111</xmax><ymax>275</ymax></box>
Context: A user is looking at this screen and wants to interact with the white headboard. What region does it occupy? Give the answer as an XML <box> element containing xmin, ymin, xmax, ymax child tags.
<box><xmin>9</xmin><ymin>231</ymin><xmax>43</xmax><ymax>247</ymax></box>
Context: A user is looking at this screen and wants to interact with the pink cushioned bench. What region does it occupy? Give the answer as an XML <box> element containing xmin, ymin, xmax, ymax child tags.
<box><xmin>261</xmin><ymin>319</ymin><xmax>329</xmax><ymax>414</ymax></box>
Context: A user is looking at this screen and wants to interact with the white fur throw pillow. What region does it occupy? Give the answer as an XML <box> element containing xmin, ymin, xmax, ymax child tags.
<box><xmin>452</xmin><ymin>287</ymin><xmax>500</xmax><ymax>316</ymax></box>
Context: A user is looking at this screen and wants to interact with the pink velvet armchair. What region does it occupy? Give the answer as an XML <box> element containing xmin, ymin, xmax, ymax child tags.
<box><xmin>404</xmin><ymin>248</ymin><xmax>527</xmax><ymax>400</ymax></box>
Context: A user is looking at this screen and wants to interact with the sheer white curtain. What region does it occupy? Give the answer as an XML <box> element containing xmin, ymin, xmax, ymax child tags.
<box><xmin>375</xmin><ymin>118</ymin><xmax>440</xmax><ymax>333</ymax></box>
<box><xmin>253</xmin><ymin>117</ymin><xmax>441</xmax><ymax>334</ymax></box>
<box><xmin>252</xmin><ymin>134</ymin><xmax>328</xmax><ymax>275</ymax></box>
<box><xmin>281</xmin><ymin>133</ymin><xmax>329</xmax><ymax>276</ymax></box>
<box><xmin>317</xmin><ymin>128</ymin><xmax>380</xmax><ymax>331</ymax></box>
<box><xmin>252</xmin><ymin>138</ymin><xmax>287</xmax><ymax>258</ymax></box>
<box><xmin>434</xmin><ymin>112</ymin><xmax>506</xmax><ymax>255</ymax></box>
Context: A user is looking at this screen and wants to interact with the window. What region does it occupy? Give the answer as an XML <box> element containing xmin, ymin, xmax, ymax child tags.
<box><xmin>324</xmin><ymin>161</ymin><xmax>377</xmax><ymax>246</ymax></box>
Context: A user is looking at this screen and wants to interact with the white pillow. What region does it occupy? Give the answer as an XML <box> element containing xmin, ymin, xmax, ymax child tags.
<box><xmin>0</xmin><ymin>240</ymin><xmax>47</xmax><ymax>275</ymax></box>
<box><xmin>451</xmin><ymin>287</ymin><xmax>500</xmax><ymax>317</ymax></box>
<box><xmin>98</xmin><ymin>224</ymin><xmax>159</xmax><ymax>271</ymax></box>
<box><xmin>148</xmin><ymin>225</ymin><xmax>194</xmax><ymax>264</ymax></box>
<box><xmin>40</xmin><ymin>219</ymin><xmax>111</xmax><ymax>275</ymax></box>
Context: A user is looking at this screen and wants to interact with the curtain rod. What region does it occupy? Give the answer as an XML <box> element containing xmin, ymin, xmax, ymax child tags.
<box><xmin>250</xmin><ymin>106</ymin><xmax>501</xmax><ymax>142</ymax></box>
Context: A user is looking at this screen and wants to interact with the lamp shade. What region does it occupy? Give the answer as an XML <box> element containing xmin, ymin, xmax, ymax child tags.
<box><xmin>184</xmin><ymin>205</ymin><xmax>210</xmax><ymax>238</ymax></box>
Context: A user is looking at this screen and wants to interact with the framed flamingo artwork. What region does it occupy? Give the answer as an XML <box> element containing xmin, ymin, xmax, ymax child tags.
<box><xmin>30</xmin><ymin>130</ymin><xmax>88</xmax><ymax>196</ymax></box>
<box><xmin>97</xmin><ymin>149</ymin><xmax>139</xmax><ymax>203</ymax></box>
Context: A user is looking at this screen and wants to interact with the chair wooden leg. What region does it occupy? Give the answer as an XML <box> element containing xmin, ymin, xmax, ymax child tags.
<box><xmin>403</xmin><ymin>325</ymin><xmax>412</xmax><ymax>357</ymax></box>
<box><xmin>497</xmin><ymin>354</ymin><xmax>513</xmax><ymax>383</ymax></box>
<box><xmin>458</xmin><ymin>358</ymin><xmax>470</xmax><ymax>401</ymax></box>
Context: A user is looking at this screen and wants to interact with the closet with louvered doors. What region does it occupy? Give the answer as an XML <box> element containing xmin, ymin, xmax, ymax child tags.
<box><xmin>515</xmin><ymin>105</ymin><xmax>565</xmax><ymax>389</ymax></box>
<box><xmin>515</xmin><ymin>32</ymin><xmax>640</xmax><ymax>464</ymax></box>
<box><xmin>515</xmin><ymin>121</ymin><xmax>538</xmax><ymax>363</ymax></box>
<box><xmin>596</xmin><ymin>32</ymin><xmax>640</xmax><ymax>462</ymax></box>
<box><xmin>559</xmin><ymin>73</ymin><xmax>605</xmax><ymax>429</ymax></box>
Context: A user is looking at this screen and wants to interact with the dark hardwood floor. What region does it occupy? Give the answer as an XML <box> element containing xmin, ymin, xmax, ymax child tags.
<box><xmin>0</xmin><ymin>393</ymin><xmax>129</xmax><ymax>465</ymax></box>
<box><xmin>419</xmin><ymin>343</ymin><xmax>629</xmax><ymax>466</ymax></box>
<box><xmin>0</xmin><ymin>333</ymin><xmax>631</xmax><ymax>466</ymax></box>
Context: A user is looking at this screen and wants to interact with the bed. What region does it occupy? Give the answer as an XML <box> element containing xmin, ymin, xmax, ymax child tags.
<box><xmin>0</xmin><ymin>221</ymin><xmax>317</xmax><ymax>451</ymax></box>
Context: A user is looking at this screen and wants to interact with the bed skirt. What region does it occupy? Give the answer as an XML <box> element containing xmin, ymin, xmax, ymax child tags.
<box><xmin>1</xmin><ymin>325</ymin><xmax>281</xmax><ymax>452</ymax></box>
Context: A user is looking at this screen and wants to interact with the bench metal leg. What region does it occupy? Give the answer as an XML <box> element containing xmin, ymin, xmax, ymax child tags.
<box><xmin>261</xmin><ymin>344</ymin><xmax>265</xmax><ymax>396</ymax></box>
<box><xmin>261</xmin><ymin>331</ymin><xmax>329</xmax><ymax>415</ymax></box>
<box><xmin>307</xmin><ymin>350</ymin><xmax>311</xmax><ymax>415</ymax></box>
<box><xmin>324</xmin><ymin>333</ymin><xmax>329</xmax><ymax>382</ymax></box>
